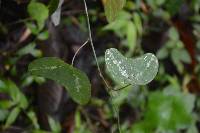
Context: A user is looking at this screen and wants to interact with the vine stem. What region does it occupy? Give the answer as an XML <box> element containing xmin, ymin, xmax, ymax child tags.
<box><xmin>82</xmin><ymin>0</ymin><xmax>122</xmax><ymax>132</ymax></box>
<box><xmin>71</xmin><ymin>39</ymin><xmax>89</xmax><ymax>66</ymax></box>
<box><xmin>82</xmin><ymin>0</ymin><xmax>110</xmax><ymax>89</ymax></box>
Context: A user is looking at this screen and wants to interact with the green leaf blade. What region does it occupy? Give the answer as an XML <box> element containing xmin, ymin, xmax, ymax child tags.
<box><xmin>104</xmin><ymin>0</ymin><xmax>126</xmax><ymax>22</ymax></box>
<box><xmin>28</xmin><ymin>57</ymin><xmax>91</xmax><ymax>105</ymax></box>
<box><xmin>28</xmin><ymin>2</ymin><xmax>49</xmax><ymax>29</ymax></box>
<box><xmin>105</xmin><ymin>48</ymin><xmax>159</xmax><ymax>85</ymax></box>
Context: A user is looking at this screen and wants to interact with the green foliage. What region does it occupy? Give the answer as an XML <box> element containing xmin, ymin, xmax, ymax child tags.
<box><xmin>1</xmin><ymin>0</ymin><xmax>198</xmax><ymax>132</ymax></box>
<box><xmin>48</xmin><ymin>116</ymin><xmax>61</xmax><ymax>133</ymax></box>
<box><xmin>131</xmin><ymin>86</ymin><xmax>196</xmax><ymax>133</ymax></box>
<box><xmin>37</xmin><ymin>31</ymin><xmax>49</xmax><ymax>40</ymax></box>
<box><xmin>48</xmin><ymin>0</ymin><xmax>59</xmax><ymax>15</ymax></box>
<box><xmin>127</xmin><ymin>21</ymin><xmax>137</xmax><ymax>54</ymax></box>
<box><xmin>105</xmin><ymin>48</ymin><xmax>159</xmax><ymax>85</ymax></box>
<box><xmin>165</xmin><ymin>0</ymin><xmax>183</xmax><ymax>16</ymax></box>
<box><xmin>17</xmin><ymin>43</ymin><xmax>42</xmax><ymax>57</ymax></box>
<box><xmin>5</xmin><ymin>107</ymin><xmax>20</xmax><ymax>128</ymax></box>
<box><xmin>103</xmin><ymin>11</ymin><xmax>143</xmax><ymax>55</ymax></box>
<box><xmin>104</xmin><ymin>0</ymin><xmax>126</xmax><ymax>22</ymax></box>
<box><xmin>0</xmin><ymin>79</ymin><xmax>28</xmax><ymax>127</ymax></box>
<box><xmin>146</xmin><ymin>0</ymin><xmax>166</xmax><ymax>9</ymax></box>
<box><xmin>74</xmin><ymin>111</ymin><xmax>92</xmax><ymax>133</ymax></box>
<box><xmin>28</xmin><ymin>1</ymin><xmax>49</xmax><ymax>30</ymax></box>
<box><xmin>28</xmin><ymin>57</ymin><xmax>91</xmax><ymax>105</ymax></box>
<box><xmin>156</xmin><ymin>27</ymin><xmax>191</xmax><ymax>73</ymax></box>
<box><xmin>27</xmin><ymin>111</ymin><xmax>40</xmax><ymax>129</ymax></box>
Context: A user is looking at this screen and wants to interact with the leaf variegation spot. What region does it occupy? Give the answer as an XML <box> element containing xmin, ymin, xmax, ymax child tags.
<box><xmin>104</xmin><ymin>0</ymin><xmax>126</xmax><ymax>22</ymax></box>
<box><xmin>105</xmin><ymin>48</ymin><xmax>159</xmax><ymax>85</ymax></box>
<box><xmin>28</xmin><ymin>57</ymin><xmax>91</xmax><ymax>105</ymax></box>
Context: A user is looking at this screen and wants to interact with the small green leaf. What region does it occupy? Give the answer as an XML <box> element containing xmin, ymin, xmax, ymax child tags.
<box><xmin>28</xmin><ymin>57</ymin><xmax>91</xmax><ymax>105</ymax></box>
<box><xmin>5</xmin><ymin>107</ymin><xmax>20</xmax><ymax>128</ymax></box>
<box><xmin>27</xmin><ymin>111</ymin><xmax>40</xmax><ymax>129</ymax></box>
<box><xmin>126</xmin><ymin>21</ymin><xmax>137</xmax><ymax>54</ymax></box>
<box><xmin>156</xmin><ymin>47</ymin><xmax>169</xmax><ymax>59</ymax></box>
<box><xmin>133</xmin><ymin>13</ymin><xmax>143</xmax><ymax>36</ymax></box>
<box><xmin>28</xmin><ymin>2</ymin><xmax>49</xmax><ymax>30</ymax></box>
<box><xmin>6</xmin><ymin>80</ymin><xmax>28</xmax><ymax>109</ymax></box>
<box><xmin>105</xmin><ymin>48</ymin><xmax>159</xmax><ymax>85</ymax></box>
<box><xmin>104</xmin><ymin>0</ymin><xmax>126</xmax><ymax>22</ymax></box>
<box><xmin>17</xmin><ymin>43</ymin><xmax>42</xmax><ymax>57</ymax></box>
<box><xmin>165</xmin><ymin>0</ymin><xmax>183</xmax><ymax>16</ymax></box>
<box><xmin>37</xmin><ymin>31</ymin><xmax>49</xmax><ymax>40</ymax></box>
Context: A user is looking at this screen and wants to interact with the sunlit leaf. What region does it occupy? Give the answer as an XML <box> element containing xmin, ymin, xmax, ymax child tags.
<box><xmin>126</xmin><ymin>21</ymin><xmax>137</xmax><ymax>54</ymax></box>
<box><xmin>28</xmin><ymin>57</ymin><xmax>91</xmax><ymax>105</ymax></box>
<box><xmin>133</xmin><ymin>13</ymin><xmax>143</xmax><ymax>36</ymax></box>
<box><xmin>28</xmin><ymin>2</ymin><xmax>49</xmax><ymax>30</ymax></box>
<box><xmin>104</xmin><ymin>0</ymin><xmax>126</xmax><ymax>22</ymax></box>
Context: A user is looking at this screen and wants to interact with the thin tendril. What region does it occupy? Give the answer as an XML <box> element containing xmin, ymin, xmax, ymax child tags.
<box><xmin>112</xmin><ymin>84</ymin><xmax>131</xmax><ymax>91</ymax></box>
<box><xmin>82</xmin><ymin>0</ymin><xmax>122</xmax><ymax>132</ymax></box>
<box><xmin>82</xmin><ymin>0</ymin><xmax>127</xmax><ymax>92</ymax></box>
<box><xmin>71</xmin><ymin>39</ymin><xmax>89</xmax><ymax>66</ymax></box>
<box><xmin>82</xmin><ymin>0</ymin><xmax>110</xmax><ymax>89</ymax></box>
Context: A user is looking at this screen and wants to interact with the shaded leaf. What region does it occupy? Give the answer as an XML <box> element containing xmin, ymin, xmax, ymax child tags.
<box><xmin>105</xmin><ymin>48</ymin><xmax>159</xmax><ymax>85</ymax></box>
<box><xmin>165</xmin><ymin>0</ymin><xmax>183</xmax><ymax>16</ymax></box>
<box><xmin>48</xmin><ymin>0</ymin><xmax>59</xmax><ymax>15</ymax></box>
<box><xmin>0</xmin><ymin>109</ymin><xmax>8</xmax><ymax>121</ymax></box>
<box><xmin>156</xmin><ymin>47</ymin><xmax>168</xmax><ymax>59</ymax></box>
<box><xmin>28</xmin><ymin>57</ymin><xmax>91</xmax><ymax>105</ymax></box>
<box><xmin>17</xmin><ymin>43</ymin><xmax>42</xmax><ymax>57</ymax></box>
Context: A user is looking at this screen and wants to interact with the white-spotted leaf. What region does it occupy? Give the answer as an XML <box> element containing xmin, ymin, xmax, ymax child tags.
<box><xmin>104</xmin><ymin>0</ymin><xmax>126</xmax><ymax>22</ymax></box>
<box><xmin>28</xmin><ymin>57</ymin><xmax>91</xmax><ymax>105</ymax></box>
<box><xmin>105</xmin><ymin>48</ymin><xmax>159</xmax><ymax>85</ymax></box>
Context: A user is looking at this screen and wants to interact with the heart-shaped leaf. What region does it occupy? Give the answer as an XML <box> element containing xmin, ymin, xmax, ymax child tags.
<box><xmin>104</xmin><ymin>0</ymin><xmax>126</xmax><ymax>22</ymax></box>
<box><xmin>105</xmin><ymin>48</ymin><xmax>159</xmax><ymax>85</ymax></box>
<box><xmin>28</xmin><ymin>57</ymin><xmax>91</xmax><ymax>105</ymax></box>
